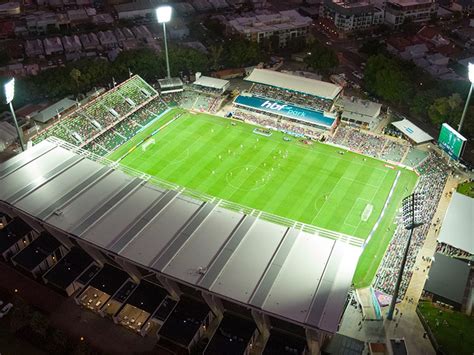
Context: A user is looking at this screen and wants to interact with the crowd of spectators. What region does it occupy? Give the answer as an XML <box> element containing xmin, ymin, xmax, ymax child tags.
<box><xmin>373</xmin><ymin>152</ymin><xmax>450</xmax><ymax>298</ymax></box>
<box><xmin>83</xmin><ymin>98</ymin><xmax>168</xmax><ymax>156</ymax></box>
<box><xmin>436</xmin><ymin>242</ymin><xmax>472</xmax><ymax>260</ymax></box>
<box><xmin>191</xmin><ymin>84</ymin><xmax>223</xmax><ymax>97</ymax></box>
<box><xmin>329</xmin><ymin>126</ymin><xmax>417</xmax><ymax>164</ymax></box>
<box><xmin>250</xmin><ymin>83</ymin><xmax>333</xmax><ymax>112</ymax></box>
<box><xmin>161</xmin><ymin>90</ymin><xmax>222</xmax><ymax>113</ymax></box>
<box><xmin>233</xmin><ymin>109</ymin><xmax>323</xmax><ymax>139</ymax></box>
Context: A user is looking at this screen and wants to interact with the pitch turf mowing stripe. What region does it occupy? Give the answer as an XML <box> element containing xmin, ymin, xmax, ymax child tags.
<box><xmin>111</xmin><ymin>111</ymin><xmax>419</xmax><ymax>288</ymax></box>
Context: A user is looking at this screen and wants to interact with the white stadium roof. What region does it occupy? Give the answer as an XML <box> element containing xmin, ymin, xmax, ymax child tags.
<box><xmin>437</xmin><ymin>192</ymin><xmax>474</xmax><ymax>255</ymax></box>
<box><xmin>245</xmin><ymin>68</ymin><xmax>342</xmax><ymax>100</ymax></box>
<box><xmin>392</xmin><ymin>119</ymin><xmax>433</xmax><ymax>144</ymax></box>
<box><xmin>193</xmin><ymin>75</ymin><xmax>229</xmax><ymax>90</ymax></box>
<box><xmin>0</xmin><ymin>139</ymin><xmax>362</xmax><ymax>333</ymax></box>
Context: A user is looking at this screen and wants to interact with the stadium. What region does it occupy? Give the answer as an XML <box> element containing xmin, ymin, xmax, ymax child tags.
<box><xmin>0</xmin><ymin>70</ymin><xmax>465</xmax><ymax>354</ymax></box>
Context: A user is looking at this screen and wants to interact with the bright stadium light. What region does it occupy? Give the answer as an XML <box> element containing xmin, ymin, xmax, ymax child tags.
<box><xmin>387</xmin><ymin>193</ymin><xmax>424</xmax><ymax>320</ymax></box>
<box><xmin>3</xmin><ymin>78</ymin><xmax>25</xmax><ymax>151</ymax></box>
<box><xmin>156</xmin><ymin>6</ymin><xmax>172</xmax><ymax>78</ymax></box>
<box><xmin>458</xmin><ymin>62</ymin><xmax>473</xmax><ymax>133</ymax></box>
<box><xmin>4</xmin><ymin>78</ymin><xmax>14</xmax><ymax>104</ymax></box>
<box><xmin>156</xmin><ymin>5</ymin><xmax>172</xmax><ymax>23</ymax></box>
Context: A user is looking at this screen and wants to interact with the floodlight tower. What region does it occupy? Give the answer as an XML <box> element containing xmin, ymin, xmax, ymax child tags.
<box><xmin>3</xmin><ymin>79</ymin><xmax>25</xmax><ymax>151</ymax></box>
<box><xmin>387</xmin><ymin>192</ymin><xmax>424</xmax><ymax>320</ymax></box>
<box><xmin>458</xmin><ymin>62</ymin><xmax>474</xmax><ymax>133</ymax></box>
<box><xmin>156</xmin><ymin>5</ymin><xmax>172</xmax><ymax>79</ymax></box>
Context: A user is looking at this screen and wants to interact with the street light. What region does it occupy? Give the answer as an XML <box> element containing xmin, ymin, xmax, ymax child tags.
<box><xmin>156</xmin><ymin>5</ymin><xmax>172</xmax><ymax>79</ymax></box>
<box><xmin>458</xmin><ymin>62</ymin><xmax>474</xmax><ymax>133</ymax></box>
<box><xmin>3</xmin><ymin>78</ymin><xmax>25</xmax><ymax>151</ymax></box>
<box><xmin>387</xmin><ymin>192</ymin><xmax>424</xmax><ymax>320</ymax></box>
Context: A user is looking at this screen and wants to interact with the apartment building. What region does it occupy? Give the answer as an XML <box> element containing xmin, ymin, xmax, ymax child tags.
<box><xmin>320</xmin><ymin>0</ymin><xmax>384</xmax><ymax>34</ymax></box>
<box><xmin>226</xmin><ymin>10</ymin><xmax>313</xmax><ymax>47</ymax></box>
<box><xmin>385</xmin><ymin>0</ymin><xmax>438</xmax><ymax>28</ymax></box>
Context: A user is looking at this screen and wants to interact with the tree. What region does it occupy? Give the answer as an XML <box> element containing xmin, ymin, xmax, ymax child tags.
<box><xmin>0</xmin><ymin>50</ymin><xmax>9</xmax><ymax>66</ymax></box>
<box><xmin>410</xmin><ymin>89</ymin><xmax>439</xmax><ymax>117</ymax></box>
<box><xmin>209</xmin><ymin>45</ymin><xmax>224</xmax><ymax>71</ymax></box>
<box><xmin>304</xmin><ymin>41</ymin><xmax>339</xmax><ymax>73</ymax></box>
<box><xmin>359</xmin><ymin>39</ymin><xmax>386</xmax><ymax>56</ymax></box>
<box><xmin>428</xmin><ymin>93</ymin><xmax>463</xmax><ymax>127</ymax></box>
<box><xmin>9</xmin><ymin>297</ymin><xmax>32</xmax><ymax>332</ymax></box>
<box><xmin>29</xmin><ymin>311</ymin><xmax>49</xmax><ymax>338</ymax></box>
<box><xmin>364</xmin><ymin>54</ymin><xmax>414</xmax><ymax>104</ymax></box>
<box><xmin>223</xmin><ymin>38</ymin><xmax>265</xmax><ymax>68</ymax></box>
<box><xmin>70</xmin><ymin>68</ymin><xmax>82</xmax><ymax>94</ymax></box>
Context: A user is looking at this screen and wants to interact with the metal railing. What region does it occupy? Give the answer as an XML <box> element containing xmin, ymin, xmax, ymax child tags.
<box><xmin>47</xmin><ymin>136</ymin><xmax>365</xmax><ymax>248</ymax></box>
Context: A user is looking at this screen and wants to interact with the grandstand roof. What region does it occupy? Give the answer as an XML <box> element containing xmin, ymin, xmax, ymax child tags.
<box><xmin>0</xmin><ymin>139</ymin><xmax>362</xmax><ymax>334</ymax></box>
<box><xmin>392</xmin><ymin>119</ymin><xmax>433</xmax><ymax>144</ymax></box>
<box><xmin>245</xmin><ymin>69</ymin><xmax>342</xmax><ymax>100</ymax></box>
<box><xmin>193</xmin><ymin>75</ymin><xmax>229</xmax><ymax>90</ymax></box>
<box><xmin>158</xmin><ymin>77</ymin><xmax>183</xmax><ymax>89</ymax></box>
<box><xmin>424</xmin><ymin>252</ymin><xmax>470</xmax><ymax>305</ymax></box>
<box><xmin>31</xmin><ymin>98</ymin><xmax>77</xmax><ymax>123</ymax></box>
<box><xmin>336</xmin><ymin>96</ymin><xmax>382</xmax><ymax>124</ymax></box>
<box><xmin>437</xmin><ymin>192</ymin><xmax>473</xmax><ymax>255</ymax></box>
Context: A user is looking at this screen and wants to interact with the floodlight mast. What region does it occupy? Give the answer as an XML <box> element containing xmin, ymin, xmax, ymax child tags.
<box><xmin>4</xmin><ymin>79</ymin><xmax>25</xmax><ymax>151</ymax></box>
<box><xmin>156</xmin><ymin>6</ymin><xmax>172</xmax><ymax>79</ymax></box>
<box><xmin>387</xmin><ymin>192</ymin><xmax>424</xmax><ymax>320</ymax></box>
<box><xmin>458</xmin><ymin>62</ymin><xmax>474</xmax><ymax>133</ymax></box>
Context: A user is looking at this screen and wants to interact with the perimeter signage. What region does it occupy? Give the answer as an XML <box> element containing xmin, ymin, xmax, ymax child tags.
<box><xmin>234</xmin><ymin>95</ymin><xmax>335</xmax><ymax>127</ymax></box>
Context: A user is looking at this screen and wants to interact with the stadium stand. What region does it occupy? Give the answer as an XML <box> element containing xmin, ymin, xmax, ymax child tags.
<box><xmin>373</xmin><ymin>152</ymin><xmax>449</xmax><ymax>298</ymax></box>
<box><xmin>250</xmin><ymin>83</ymin><xmax>333</xmax><ymax>112</ymax></box>
<box><xmin>32</xmin><ymin>75</ymin><xmax>158</xmax><ymax>148</ymax></box>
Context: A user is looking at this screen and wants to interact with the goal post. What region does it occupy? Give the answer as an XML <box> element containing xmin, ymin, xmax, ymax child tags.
<box><xmin>361</xmin><ymin>204</ymin><xmax>373</xmax><ymax>222</ymax></box>
<box><xmin>141</xmin><ymin>138</ymin><xmax>155</xmax><ymax>151</ymax></box>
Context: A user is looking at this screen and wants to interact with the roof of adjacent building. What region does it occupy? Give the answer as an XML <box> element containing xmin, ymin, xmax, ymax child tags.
<box><xmin>391</xmin><ymin>119</ymin><xmax>433</xmax><ymax>144</ymax></box>
<box><xmin>43</xmin><ymin>247</ymin><xmax>93</xmax><ymax>289</ymax></box>
<box><xmin>424</xmin><ymin>252</ymin><xmax>470</xmax><ymax>304</ymax></box>
<box><xmin>158</xmin><ymin>77</ymin><xmax>183</xmax><ymax>89</ymax></box>
<box><xmin>31</xmin><ymin>98</ymin><xmax>77</xmax><ymax>123</ymax></box>
<box><xmin>323</xmin><ymin>0</ymin><xmax>378</xmax><ymax>16</ymax></box>
<box><xmin>437</xmin><ymin>192</ymin><xmax>473</xmax><ymax>255</ymax></box>
<box><xmin>245</xmin><ymin>69</ymin><xmax>342</xmax><ymax>100</ymax></box>
<box><xmin>0</xmin><ymin>139</ymin><xmax>362</xmax><ymax>333</ymax></box>
<box><xmin>336</xmin><ymin>96</ymin><xmax>382</xmax><ymax>123</ymax></box>
<box><xmin>12</xmin><ymin>232</ymin><xmax>62</xmax><ymax>270</ymax></box>
<box><xmin>194</xmin><ymin>75</ymin><xmax>230</xmax><ymax>90</ymax></box>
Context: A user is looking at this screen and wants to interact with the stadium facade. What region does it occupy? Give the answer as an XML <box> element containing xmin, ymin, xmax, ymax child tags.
<box><xmin>0</xmin><ymin>139</ymin><xmax>362</xmax><ymax>354</ymax></box>
<box><xmin>233</xmin><ymin>69</ymin><xmax>342</xmax><ymax>131</ymax></box>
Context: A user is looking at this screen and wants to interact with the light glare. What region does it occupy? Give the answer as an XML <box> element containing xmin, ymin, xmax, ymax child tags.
<box><xmin>156</xmin><ymin>6</ymin><xmax>172</xmax><ymax>23</ymax></box>
<box><xmin>468</xmin><ymin>62</ymin><xmax>474</xmax><ymax>84</ymax></box>
<box><xmin>4</xmin><ymin>78</ymin><xmax>14</xmax><ymax>104</ymax></box>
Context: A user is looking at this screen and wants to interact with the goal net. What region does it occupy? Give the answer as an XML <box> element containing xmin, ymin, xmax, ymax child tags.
<box><xmin>142</xmin><ymin>138</ymin><xmax>155</xmax><ymax>151</ymax></box>
<box><xmin>361</xmin><ymin>204</ymin><xmax>373</xmax><ymax>222</ymax></box>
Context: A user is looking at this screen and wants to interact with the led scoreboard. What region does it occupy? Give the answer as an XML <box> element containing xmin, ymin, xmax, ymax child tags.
<box><xmin>438</xmin><ymin>123</ymin><xmax>466</xmax><ymax>160</ymax></box>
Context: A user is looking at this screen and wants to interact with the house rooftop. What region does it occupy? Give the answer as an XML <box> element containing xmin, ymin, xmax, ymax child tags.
<box><xmin>125</xmin><ymin>281</ymin><xmax>168</xmax><ymax>314</ymax></box>
<box><xmin>0</xmin><ymin>218</ymin><xmax>31</xmax><ymax>253</ymax></box>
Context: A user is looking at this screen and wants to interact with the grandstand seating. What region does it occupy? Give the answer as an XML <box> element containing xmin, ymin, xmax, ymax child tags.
<box><xmin>250</xmin><ymin>83</ymin><xmax>333</xmax><ymax>112</ymax></box>
<box><xmin>32</xmin><ymin>76</ymin><xmax>157</xmax><ymax>147</ymax></box>
<box><xmin>82</xmin><ymin>98</ymin><xmax>168</xmax><ymax>156</ymax></box>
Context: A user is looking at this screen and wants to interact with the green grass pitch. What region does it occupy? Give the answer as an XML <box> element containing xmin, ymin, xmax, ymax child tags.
<box><xmin>108</xmin><ymin>108</ymin><xmax>418</xmax><ymax>288</ymax></box>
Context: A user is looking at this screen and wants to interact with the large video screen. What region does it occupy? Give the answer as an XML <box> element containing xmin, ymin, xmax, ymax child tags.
<box><xmin>438</xmin><ymin>123</ymin><xmax>466</xmax><ymax>160</ymax></box>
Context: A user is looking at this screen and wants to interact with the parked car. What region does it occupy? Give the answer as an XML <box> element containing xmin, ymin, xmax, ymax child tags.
<box><xmin>0</xmin><ymin>303</ymin><xmax>13</xmax><ymax>318</ymax></box>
